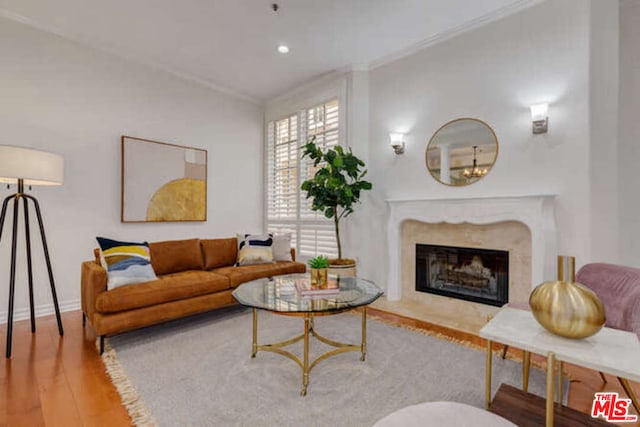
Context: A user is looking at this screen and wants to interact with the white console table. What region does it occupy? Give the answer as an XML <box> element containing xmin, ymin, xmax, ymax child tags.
<box><xmin>480</xmin><ymin>307</ymin><xmax>640</xmax><ymax>426</ymax></box>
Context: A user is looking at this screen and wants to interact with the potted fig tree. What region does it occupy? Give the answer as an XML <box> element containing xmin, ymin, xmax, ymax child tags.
<box><xmin>301</xmin><ymin>137</ymin><xmax>372</xmax><ymax>277</ymax></box>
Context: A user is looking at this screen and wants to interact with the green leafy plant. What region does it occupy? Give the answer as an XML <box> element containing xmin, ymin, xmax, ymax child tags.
<box><xmin>301</xmin><ymin>136</ymin><xmax>373</xmax><ymax>260</ymax></box>
<box><xmin>308</xmin><ymin>255</ymin><xmax>330</xmax><ymax>269</ymax></box>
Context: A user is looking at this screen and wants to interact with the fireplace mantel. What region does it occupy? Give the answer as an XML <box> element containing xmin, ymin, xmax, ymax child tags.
<box><xmin>386</xmin><ymin>195</ymin><xmax>557</xmax><ymax>301</ymax></box>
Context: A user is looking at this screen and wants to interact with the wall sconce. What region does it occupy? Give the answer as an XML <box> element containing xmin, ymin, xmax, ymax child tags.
<box><xmin>389</xmin><ymin>133</ymin><xmax>405</xmax><ymax>154</ymax></box>
<box><xmin>530</xmin><ymin>103</ymin><xmax>549</xmax><ymax>134</ymax></box>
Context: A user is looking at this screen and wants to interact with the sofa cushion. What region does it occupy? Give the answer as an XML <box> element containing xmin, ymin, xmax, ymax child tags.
<box><xmin>96</xmin><ymin>270</ymin><xmax>229</xmax><ymax>313</ymax></box>
<box><xmin>212</xmin><ymin>261</ymin><xmax>306</xmax><ymax>288</ymax></box>
<box><xmin>201</xmin><ymin>238</ymin><xmax>238</xmax><ymax>269</ymax></box>
<box><xmin>149</xmin><ymin>238</ymin><xmax>204</xmax><ymax>275</ymax></box>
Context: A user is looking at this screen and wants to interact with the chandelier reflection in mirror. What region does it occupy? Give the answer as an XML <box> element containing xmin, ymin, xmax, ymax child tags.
<box><xmin>425</xmin><ymin>118</ymin><xmax>498</xmax><ymax>186</ymax></box>
<box><xmin>463</xmin><ymin>146</ymin><xmax>489</xmax><ymax>178</ymax></box>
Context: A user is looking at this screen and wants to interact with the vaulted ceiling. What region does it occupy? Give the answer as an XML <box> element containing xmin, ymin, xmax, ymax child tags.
<box><xmin>0</xmin><ymin>0</ymin><xmax>540</xmax><ymax>102</ymax></box>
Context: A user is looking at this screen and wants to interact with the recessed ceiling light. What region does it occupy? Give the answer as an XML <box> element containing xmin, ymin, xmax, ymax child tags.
<box><xmin>277</xmin><ymin>45</ymin><xmax>290</xmax><ymax>54</ymax></box>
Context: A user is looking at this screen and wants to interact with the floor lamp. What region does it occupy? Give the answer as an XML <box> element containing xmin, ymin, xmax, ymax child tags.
<box><xmin>0</xmin><ymin>145</ymin><xmax>64</xmax><ymax>358</ymax></box>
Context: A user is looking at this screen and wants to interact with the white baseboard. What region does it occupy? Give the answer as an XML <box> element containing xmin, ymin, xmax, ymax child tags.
<box><xmin>0</xmin><ymin>299</ymin><xmax>80</xmax><ymax>325</ymax></box>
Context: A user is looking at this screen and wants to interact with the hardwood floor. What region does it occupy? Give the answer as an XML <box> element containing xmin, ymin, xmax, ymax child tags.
<box><xmin>1</xmin><ymin>308</ymin><xmax>638</xmax><ymax>426</ymax></box>
<box><xmin>0</xmin><ymin>311</ymin><xmax>130</xmax><ymax>427</ymax></box>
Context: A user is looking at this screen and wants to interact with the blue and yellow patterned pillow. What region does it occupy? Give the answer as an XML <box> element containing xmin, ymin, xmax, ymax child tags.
<box><xmin>96</xmin><ymin>237</ymin><xmax>158</xmax><ymax>290</ymax></box>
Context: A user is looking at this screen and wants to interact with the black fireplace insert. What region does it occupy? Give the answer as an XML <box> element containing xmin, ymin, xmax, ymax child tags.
<box><xmin>415</xmin><ymin>244</ymin><xmax>509</xmax><ymax>307</ymax></box>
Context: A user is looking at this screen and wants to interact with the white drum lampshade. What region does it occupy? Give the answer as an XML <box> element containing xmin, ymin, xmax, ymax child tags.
<box><xmin>0</xmin><ymin>145</ymin><xmax>64</xmax><ymax>186</ymax></box>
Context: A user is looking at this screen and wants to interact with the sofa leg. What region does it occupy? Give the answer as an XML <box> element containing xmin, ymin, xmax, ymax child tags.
<box><xmin>100</xmin><ymin>335</ymin><xmax>105</xmax><ymax>355</ymax></box>
<box><xmin>82</xmin><ymin>313</ymin><xmax>86</xmax><ymax>327</ymax></box>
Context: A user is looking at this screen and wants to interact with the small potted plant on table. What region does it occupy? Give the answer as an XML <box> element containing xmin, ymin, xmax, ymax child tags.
<box><xmin>308</xmin><ymin>255</ymin><xmax>330</xmax><ymax>288</ymax></box>
<box><xmin>301</xmin><ymin>137</ymin><xmax>373</xmax><ymax>277</ymax></box>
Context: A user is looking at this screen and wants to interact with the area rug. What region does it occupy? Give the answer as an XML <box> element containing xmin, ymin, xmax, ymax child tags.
<box><xmin>103</xmin><ymin>307</ymin><xmax>551</xmax><ymax>426</ymax></box>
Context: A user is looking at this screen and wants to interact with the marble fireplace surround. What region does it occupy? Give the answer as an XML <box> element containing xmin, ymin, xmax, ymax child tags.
<box><xmin>386</xmin><ymin>195</ymin><xmax>557</xmax><ymax>302</ymax></box>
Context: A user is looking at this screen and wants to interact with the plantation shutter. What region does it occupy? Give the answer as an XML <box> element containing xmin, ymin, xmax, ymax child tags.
<box><xmin>266</xmin><ymin>99</ymin><xmax>339</xmax><ymax>259</ymax></box>
<box><xmin>266</xmin><ymin>114</ymin><xmax>299</xmax><ymax>249</ymax></box>
<box><xmin>298</xmin><ymin>100</ymin><xmax>339</xmax><ymax>258</ymax></box>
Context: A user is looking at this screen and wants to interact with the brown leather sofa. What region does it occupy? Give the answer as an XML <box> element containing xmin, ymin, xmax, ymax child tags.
<box><xmin>81</xmin><ymin>237</ymin><xmax>305</xmax><ymax>353</ymax></box>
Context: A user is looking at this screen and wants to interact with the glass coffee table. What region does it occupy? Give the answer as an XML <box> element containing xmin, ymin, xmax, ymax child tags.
<box><xmin>232</xmin><ymin>273</ymin><xmax>383</xmax><ymax>396</ymax></box>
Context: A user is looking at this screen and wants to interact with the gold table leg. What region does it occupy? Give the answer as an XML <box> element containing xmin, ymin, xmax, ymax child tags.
<box><xmin>485</xmin><ymin>339</ymin><xmax>492</xmax><ymax>410</ymax></box>
<box><xmin>557</xmin><ymin>361</ymin><xmax>564</xmax><ymax>406</ymax></box>
<box><xmin>523</xmin><ymin>350</ymin><xmax>531</xmax><ymax>393</ymax></box>
<box><xmin>301</xmin><ymin>314</ymin><xmax>310</xmax><ymax>396</ymax></box>
<box><xmin>361</xmin><ymin>306</ymin><xmax>367</xmax><ymax>361</ymax></box>
<box><xmin>252</xmin><ymin>308</ymin><xmax>258</xmax><ymax>358</ymax></box>
<box><xmin>546</xmin><ymin>352</ymin><xmax>555</xmax><ymax>427</ymax></box>
<box><xmin>250</xmin><ymin>308</ymin><xmax>368</xmax><ymax>396</ymax></box>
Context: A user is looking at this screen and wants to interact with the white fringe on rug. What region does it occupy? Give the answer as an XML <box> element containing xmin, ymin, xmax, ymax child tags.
<box><xmin>99</xmin><ymin>338</ymin><xmax>157</xmax><ymax>427</ymax></box>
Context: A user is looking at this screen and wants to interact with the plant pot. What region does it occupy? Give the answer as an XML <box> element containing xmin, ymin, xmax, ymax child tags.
<box><xmin>310</xmin><ymin>268</ymin><xmax>328</xmax><ymax>288</ymax></box>
<box><xmin>529</xmin><ymin>255</ymin><xmax>606</xmax><ymax>339</ymax></box>
<box><xmin>328</xmin><ymin>259</ymin><xmax>357</xmax><ymax>278</ymax></box>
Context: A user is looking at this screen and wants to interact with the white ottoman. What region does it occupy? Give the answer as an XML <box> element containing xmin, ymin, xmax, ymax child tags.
<box><xmin>373</xmin><ymin>401</ymin><xmax>516</xmax><ymax>427</ymax></box>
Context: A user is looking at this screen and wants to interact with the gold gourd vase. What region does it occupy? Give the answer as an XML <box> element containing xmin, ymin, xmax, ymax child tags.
<box><xmin>529</xmin><ymin>255</ymin><xmax>606</xmax><ymax>339</ymax></box>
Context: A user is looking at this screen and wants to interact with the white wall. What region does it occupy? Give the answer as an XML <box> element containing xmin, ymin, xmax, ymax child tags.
<box><xmin>619</xmin><ymin>0</ymin><xmax>640</xmax><ymax>267</ymax></box>
<box><xmin>0</xmin><ymin>17</ymin><xmax>264</xmax><ymax>323</ymax></box>
<box><xmin>589</xmin><ymin>0</ymin><xmax>619</xmax><ymax>263</ymax></box>
<box><xmin>360</xmin><ymin>0</ymin><xmax>594</xmax><ymax>286</ymax></box>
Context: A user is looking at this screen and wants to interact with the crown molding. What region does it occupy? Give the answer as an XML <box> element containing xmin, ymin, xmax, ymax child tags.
<box><xmin>266</xmin><ymin>69</ymin><xmax>348</xmax><ymax>106</ymax></box>
<box><xmin>368</xmin><ymin>0</ymin><xmax>546</xmax><ymax>70</ymax></box>
<box><xmin>0</xmin><ymin>8</ymin><xmax>263</xmax><ymax>106</ymax></box>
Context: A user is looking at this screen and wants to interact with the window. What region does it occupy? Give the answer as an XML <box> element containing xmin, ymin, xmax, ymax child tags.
<box><xmin>266</xmin><ymin>99</ymin><xmax>340</xmax><ymax>259</ymax></box>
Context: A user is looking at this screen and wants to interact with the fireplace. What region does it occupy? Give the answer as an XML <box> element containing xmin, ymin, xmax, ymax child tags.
<box><xmin>415</xmin><ymin>244</ymin><xmax>509</xmax><ymax>307</ymax></box>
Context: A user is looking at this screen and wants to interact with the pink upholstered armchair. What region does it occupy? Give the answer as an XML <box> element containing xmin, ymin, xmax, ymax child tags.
<box><xmin>576</xmin><ymin>262</ymin><xmax>640</xmax><ymax>413</ymax></box>
<box><xmin>576</xmin><ymin>263</ymin><xmax>640</xmax><ymax>340</ymax></box>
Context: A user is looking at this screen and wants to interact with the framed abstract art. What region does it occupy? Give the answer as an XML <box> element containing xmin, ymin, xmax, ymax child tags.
<box><xmin>121</xmin><ymin>135</ymin><xmax>207</xmax><ymax>222</ymax></box>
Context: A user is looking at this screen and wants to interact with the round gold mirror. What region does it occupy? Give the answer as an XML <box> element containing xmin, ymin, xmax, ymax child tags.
<box><xmin>425</xmin><ymin>118</ymin><xmax>498</xmax><ymax>186</ymax></box>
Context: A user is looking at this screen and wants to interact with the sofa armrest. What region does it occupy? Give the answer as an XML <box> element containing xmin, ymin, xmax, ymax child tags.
<box><xmin>81</xmin><ymin>260</ymin><xmax>107</xmax><ymax>322</ymax></box>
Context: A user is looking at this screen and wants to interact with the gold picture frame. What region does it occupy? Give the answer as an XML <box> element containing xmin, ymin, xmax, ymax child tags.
<box><xmin>121</xmin><ymin>135</ymin><xmax>207</xmax><ymax>222</ymax></box>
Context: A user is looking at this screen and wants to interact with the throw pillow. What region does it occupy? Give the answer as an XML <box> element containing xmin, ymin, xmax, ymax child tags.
<box><xmin>236</xmin><ymin>233</ymin><xmax>274</xmax><ymax>266</ymax></box>
<box><xmin>272</xmin><ymin>233</ymin><xmax>293</xmax><ymax>261</ymax></box>
<box><xmin>96</xmin><ymin>237</ymin><xmax>158</xmax><ymax>290</ymax></box>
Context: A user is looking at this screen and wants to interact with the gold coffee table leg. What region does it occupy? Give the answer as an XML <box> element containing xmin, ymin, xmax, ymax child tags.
<box><xmin>252</xmin><ymin>308</ymin><xmax>258</xmax><ymax>358</ymax></box>
<box><xmin>361</xmin><ymin>306</ymin><xmax>367</xmax><ymax>361</ymax></box>
<box><xmin>301</xmin><ymin>313</ymin><xmax>310</xmax><ymax>396</ymax></box>
<box><xmin>251</xmin><ymin>308</ymin><xmax>369</xmax><ymax>396</ymax></box>
<box><xmin>485</xmin><ymin>339</ymin><xmax>492</xmax><ymax>409</ymax></box>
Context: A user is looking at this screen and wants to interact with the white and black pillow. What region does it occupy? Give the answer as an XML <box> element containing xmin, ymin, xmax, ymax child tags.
<box><xmin>236</xmin><ymin>234</ymin><xmax>274</xmax><ymax>266</ymax></box>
